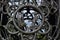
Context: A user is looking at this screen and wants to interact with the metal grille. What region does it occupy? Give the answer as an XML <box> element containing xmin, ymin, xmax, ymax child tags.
<box><xmin>0</xmin><ymin>0</ymin><xmax>60</xmax><ymax>40</ymax></box>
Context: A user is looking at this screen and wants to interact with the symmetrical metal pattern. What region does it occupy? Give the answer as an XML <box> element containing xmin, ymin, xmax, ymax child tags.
<box><xmin>0</xmin><ymin>0</ymin><xmax>60</xmax><ymax>40</ymax></box>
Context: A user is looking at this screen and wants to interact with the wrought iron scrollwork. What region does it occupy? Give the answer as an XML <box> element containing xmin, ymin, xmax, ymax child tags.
<box><xmin>0</xmin><ymin>0</ymin><xmax>59</xmax><ymax>40</ymax></box>
<box><xmin>13</xmin><ymin>4</ymin><xmax>44</xmax><ymax>34</ymax></box>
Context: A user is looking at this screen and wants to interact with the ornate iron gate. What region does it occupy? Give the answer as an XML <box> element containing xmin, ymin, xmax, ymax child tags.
<box><xmin>0</xmin><ymin>0</ymin><xmax>60</xmax><ymax>40</ymax></box>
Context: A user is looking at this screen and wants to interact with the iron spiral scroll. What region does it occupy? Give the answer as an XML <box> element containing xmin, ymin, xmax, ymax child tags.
<box><xmin>0</xmin><ymin>0</ymin><xmax>60</xmax><ymax>40</ymax></box>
